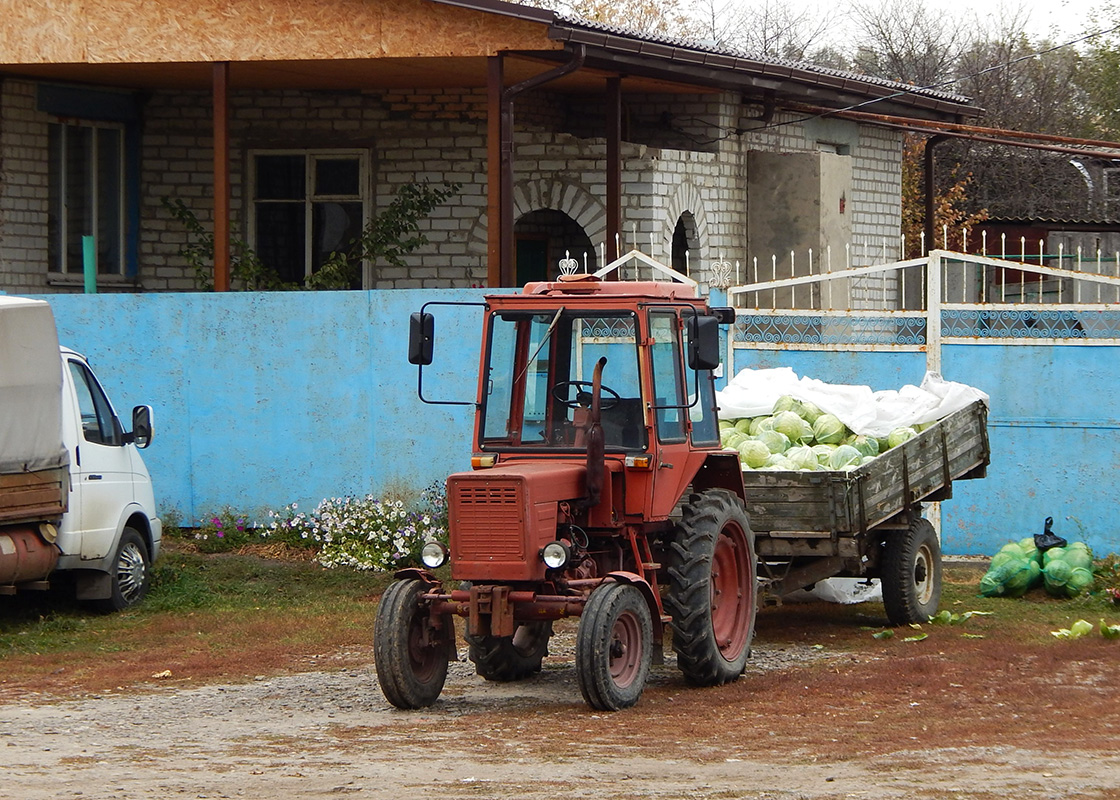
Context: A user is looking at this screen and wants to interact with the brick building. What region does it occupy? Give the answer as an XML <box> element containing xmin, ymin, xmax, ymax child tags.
<box><xmin>0</xmin><ymin>0</ymin><xmax>977</xmax><ymax>294</ymax></box>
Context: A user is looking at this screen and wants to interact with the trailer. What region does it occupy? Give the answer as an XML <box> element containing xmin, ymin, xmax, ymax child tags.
<box><xmin>743</xmin><ymin>400</ymin><xmax>990</xmax><ymax>622</ymax></box>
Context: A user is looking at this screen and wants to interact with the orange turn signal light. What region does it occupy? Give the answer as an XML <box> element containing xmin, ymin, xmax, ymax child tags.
<box><xmin>471</xmin><ymin>454</ymin><xmax>497</xmax><ymax>468</ymax></box>
<box><xmin>624</xmin><ymin>455</ymin><xmax>652</xmax><ymax>469</ymax></box>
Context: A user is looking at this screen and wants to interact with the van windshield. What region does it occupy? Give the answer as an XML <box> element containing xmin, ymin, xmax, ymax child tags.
<box><xmin>480</xmin><ymin>310</ymin><xmax>645</xmax><ymax>451</ymax></box>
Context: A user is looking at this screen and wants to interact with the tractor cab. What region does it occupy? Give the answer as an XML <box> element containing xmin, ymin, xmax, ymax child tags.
<box><xmin>383</xmin><ymin>257</ymin><xmax>751</xmax><ymax>712</ymax></box>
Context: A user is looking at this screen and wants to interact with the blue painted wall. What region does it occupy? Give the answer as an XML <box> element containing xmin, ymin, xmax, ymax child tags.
<box><xmin>730</xmin><ymin>341</ymin><xmax>1120</xmax><ymax>556</ymax></box>
<box><xmin>31</xmin><ymin>291</ymin><xmax>1120</xmax><ymax>557</ymax></box>
<box><xmin>40</xmin><ymin>290</ymin><xmax>498</xmax><ymax>523</ymax></box>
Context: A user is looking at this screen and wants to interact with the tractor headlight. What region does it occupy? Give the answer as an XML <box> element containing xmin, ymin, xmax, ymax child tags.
<box><xmin>420</xmin><ymin>541</ymin><xmax>449</xmax><ymax>569</ymax></box>
<box><xmin>540</xmin><ymin>541</ymin><xmax>571</xmax><ymax>570</ymax></box>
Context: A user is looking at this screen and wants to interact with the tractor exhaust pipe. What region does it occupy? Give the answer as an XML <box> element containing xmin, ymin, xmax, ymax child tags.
<box><xmin>584</xmin><ymin>357</ymin><xmax>607</xmax><ymax>507</ymax></box>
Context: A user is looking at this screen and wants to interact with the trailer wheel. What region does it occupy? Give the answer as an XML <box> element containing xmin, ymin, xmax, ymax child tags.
<box><xmin>666</xmin><ymin>489</ymin><xmax>757</xmax><ymax>686</ymax></box>
<box><xmin>882</xmin><ymin>517</ymin><xmax>942</xmax><ymax>625</ymax></box>
<box><xmin>467</xmin><ymin>621</ymin><xmax>552</xmax><ymax>682</ymax></box>
<box><xmin>374</xmin><ymin>579</ymin><xmax>451</xmax><ymax>709</ymax></box>
<box><xmin>575</xmin><ymin>582</ymin><xmax>652</xmax><ymax>711</ymax></box>
<box><xmin>95</xmin><ymin>527</ymin><xmax>151</xmax><ymax>612</ymax></box>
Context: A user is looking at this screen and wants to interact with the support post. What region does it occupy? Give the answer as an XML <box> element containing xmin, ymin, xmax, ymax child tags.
<box><xmin>923</xmin><ymin>135</ymin><xmax>947</xmax><ymax>256</ymax></box>
<box><xmin>487</xmin><ymin>55</ymin><xmax>503</xmax><ymax>288</ymax></box>
<box><xmin>606</xmin><ymin>76</ymin><xmax>622</xmax><ymax>264</ymax></box>
<box><xmin>213</xmin><ymin>62</ymin><xmax>231</xmax><ymax>292</ymax></box>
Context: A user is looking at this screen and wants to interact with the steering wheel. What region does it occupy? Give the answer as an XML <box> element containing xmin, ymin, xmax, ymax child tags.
<box><xmin>551</xmin><ymin>380</ymin><xmax>621</xmax><ymax>410</ymax></box>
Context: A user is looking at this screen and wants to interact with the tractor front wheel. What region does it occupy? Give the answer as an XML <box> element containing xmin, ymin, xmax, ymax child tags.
<box><xmin>575</xmin><ymin>582</ymin><xmax>652</xmax><ymax>711</ymax></box>
<box><xmin>373</xmin><ymin>579</ymin><xmax>452</xmax><ymax>709</ymax></box>
<box><xmin>467</xmin><ymin>621</ymin><xmax>552</xmax><ymax>682</ymax></box>
<box><xmin>666</xmin><ymin>489</ymin><xmax>757</xmax><ymax>686</ymax></box>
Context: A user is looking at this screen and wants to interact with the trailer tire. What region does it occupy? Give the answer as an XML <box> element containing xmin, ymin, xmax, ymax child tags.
<box><xmin>95</xmin><ymin>527</ymin><xmax>151</xmax><ymax>612</ymax></box>
<box><xmin>575</xmin><ymin>582</ymin><xmax>652</xmax><ymax>711</ymax></box>
<box><xmin>374</xmin><ymin>579</ymin><xmax>452</xmax><ymax>709</ymax></box>
<box><xmin>467</xmin><ymin>621</ymin><xmax>552</xmax><ymax>682</ymax></box>
<box><xmin>666</xmin><ymin>489</ymin><xmax>757</xmax><ymax>686</ymax></box>
<box><xmin>882</xmin><ymin>517</ymin><xmax>942</xmax><ymax>625</ymax></box>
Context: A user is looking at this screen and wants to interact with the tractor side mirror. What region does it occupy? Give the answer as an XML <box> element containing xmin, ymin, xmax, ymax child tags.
<box><xmin>687</xmin><ymin>315</ymin><xmax>720</xmax><ymax>371</ymax></box>
<box><xmin>408</xmin><ymin>312</ymin><xmax>435</xmax><ymax>366</ymax></box>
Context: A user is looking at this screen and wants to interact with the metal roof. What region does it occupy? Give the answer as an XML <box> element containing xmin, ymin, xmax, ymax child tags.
<box><xmin>431</xmin><ymin>0</ymin><xmax>977</xmax><ymax>121</ymax></box>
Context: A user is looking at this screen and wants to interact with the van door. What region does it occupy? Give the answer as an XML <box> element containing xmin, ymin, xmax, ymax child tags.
<box><xmin>64</xmin><ymin>358</ymin><xmax>134</xmax><ymax>561</ymax></box>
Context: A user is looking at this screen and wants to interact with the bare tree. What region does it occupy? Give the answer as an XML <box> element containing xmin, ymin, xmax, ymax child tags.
<box><xmin>848</xmin><ymin>0</ymin><xmax>970</xmax><ymax>86</ymax></box>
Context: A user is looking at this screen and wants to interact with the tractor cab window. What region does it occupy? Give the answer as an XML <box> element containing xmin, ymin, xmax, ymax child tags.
<box><xmin>649</xmin><ymin>310</ymin><xmax>720</xmax><ymax>447</ymax></box>
<box><xmin>481</xmin><ymin>310</ymin><xmax>645</xmax><ymax>451</ymax></box>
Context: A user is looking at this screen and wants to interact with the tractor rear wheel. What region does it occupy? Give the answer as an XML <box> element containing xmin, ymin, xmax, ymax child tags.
<box><xmin>882</xmin><ymin>516</ymin><xmax>942</xmax><ymax>625</ymax></box>
<box><xmin>575</xmin><ymin>582</ymin><xmax>652</xmax><ymax>711</ymax></box>
<box><xmin>467</xmin><ymin>621</ymin><xmax>552</xmax><ymax>682</ymax></box>
<box><xmin>666</xmin><ymin>489</ymin><xmax>757</xmax><ymax>686</ymax></box>
<box><xmin>373</xmin><ymin>579</ymin><xmax>452</xmax><ymax>709</ymax></box>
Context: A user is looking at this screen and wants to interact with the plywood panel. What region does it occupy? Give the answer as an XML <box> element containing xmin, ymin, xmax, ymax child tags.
<box><xmin>0</xmin><ymin>0</ymin><xmax>560</xmax><ymax>65</ymax></box>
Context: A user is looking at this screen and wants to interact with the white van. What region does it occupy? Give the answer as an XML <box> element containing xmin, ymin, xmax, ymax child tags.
<box><xmin>0</xmin><ymin>297</ymin><xmax>161</xmax><ymax>611</ymax></box>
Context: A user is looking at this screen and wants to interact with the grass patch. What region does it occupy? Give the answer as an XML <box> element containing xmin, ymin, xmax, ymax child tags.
<box><xmin>0</xmin><ymin>548</ymin><xmax>393</xmax><ymax>698</ymax></box>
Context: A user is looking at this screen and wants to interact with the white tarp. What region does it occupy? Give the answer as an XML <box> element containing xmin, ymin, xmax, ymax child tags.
<box><xmin>717</xmin><ymin>367</ymin><xmax>989</xmax><ymax>438</ymax></box>
<box><xmin>0</xmin><ymin>296</ymin><xmax>66</xmax><ymax>474</ymax></box>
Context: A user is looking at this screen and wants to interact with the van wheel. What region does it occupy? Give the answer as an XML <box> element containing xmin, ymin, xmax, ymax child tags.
<box><xmin>96</xmin><ymin>527</ymin><xmax>151</xmax><ymax>612</ymax></box>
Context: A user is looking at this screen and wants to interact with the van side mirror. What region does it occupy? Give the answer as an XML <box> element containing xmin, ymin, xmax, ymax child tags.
<box><xmin>130</xmin><ymin>405</ymin><xmax>153</xmax><ymax>449</ymax></box>
<box><xmin>408</xmin><ymin>312</ymin><xmax>435</xmax><ymax>366</ymax></box>
<box><xmin>687</xmin><ymin>315</ymin><xmax>721</xmax><ymax>371</ymax></box>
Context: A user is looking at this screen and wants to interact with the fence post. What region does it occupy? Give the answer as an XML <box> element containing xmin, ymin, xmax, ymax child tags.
<box><xmin>925</xmin><ymin>250</ymin><xmax>943</xmax><ymax>538</ymax></box>
<box><xmin>926</xmin><ymin>250</ymin><xmax>942</xmax><ymax>376</ymax></box>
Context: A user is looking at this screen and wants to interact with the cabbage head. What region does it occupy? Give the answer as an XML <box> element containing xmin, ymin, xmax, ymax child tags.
<box><xmin>773</xmin><ymin>411</ymin><xmax>813</xmax><ymax>443</ymax></box>
<box><xmin>812</xmin><ymin>444</ymin><xmax>836</xmax><ymax>466</ymax></box>
<box><xmin>829</xmin><ymin>444</ymin><xmax>862</xmax><ymax>470</ymax></box>
<box><xmin>773</xmin><ymin>395</ymin><xmax>804</xmax><ymax>416</ymax></box>
<box><xmin>799</xmin><ymin>400</ymin><xmax>823</xmax><ymax>424</ymax></box>
<box><xmin>887</xmin><ymin>427</ymin><xmax>918</xmax><ymax>449</ymax></box>
<box><xmin>722</xmin><ymin>430</ymin><xmax>748</xmax><ymax>450</ymax></box>
<box><xmin>785</xmin><ymin>444</ymin><xmax>819</xmax><ymax>471</ymax></box>
<box><xmin>1042</xmin><ymin>559</ymin><xmax>1073</xmax><ymax>597</ymax></box>
<box><xmin>1017</xmin><ymin>537</ymin><xmax>1041</xmax><ymax>566</ymax></box>
<box><xmin>757</xmin><ymin>429</ymin><xmax>791</xmax><ymax>454</ymax></box>
<box><xmin>734</xmin><ymin>418</ymin><xmax>753</xmax><ymax>434</ymax></box>
<box><xmin>737</xmin><ymin>438</ymin><xmax>771</xmax><ymax>469</ymax></box>
<box><xmin>719</xmin><ymin>419</ymin><xmax>735</xmax><ymax>431</ymax></box>
<box><xmin>764</xmin><ymin>453</ymin><xmax>791</xmax><ymax>468</ymax></box>
<box><xmin>1068</xmin><ymin>566</ymin><xmax>1095</xmax><ymax>595</ymax></box>
<box><xmin>990</xmin><ymin>543</ymin><xmax>1025</xmax><ymax>571</ymax></box>
<box><xmin>748</xmin><ymin>416</ymin><xmax>770</xmax><ymax>436</ymax></box>
<box><xmin>1002</xmin><ymin>560</ymin><xmax>1042</xmax><ymax>597</ymax></box>
<box><xmin>812</xmin><ymin>413</ymin><xmax>847</xmax><ymax>445</ymax></box>
<box><xmin>846</xmin><ymin>435</ymin><xmax>879</xmax><ymax>458</ymax></box>
<box><xmin>979</xmin><ymin>563</ymin><xmax>1013</xmax><ymax>597</ymax></box>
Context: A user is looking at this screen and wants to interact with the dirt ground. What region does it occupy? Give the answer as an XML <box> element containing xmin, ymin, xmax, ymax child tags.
<box><xmin>3</xmin><ymin>600</ymin><xmax>1120</xmax><ymax>800</ymax></box>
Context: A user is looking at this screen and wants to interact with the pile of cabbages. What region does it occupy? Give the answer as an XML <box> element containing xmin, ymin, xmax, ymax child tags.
<box><xmin>718</xmin><ymin>394</ymin><xmax>926</xmax><ymax>472</ymax></box>
<box><xmin>979</xmin><ymin>538</ymin><xmax>1095</xmax><ymax>598</ymax></box>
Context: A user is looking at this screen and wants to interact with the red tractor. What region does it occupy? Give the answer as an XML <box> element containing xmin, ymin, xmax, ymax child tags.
<box><xmin>375</xmin><ymin>270</ymin><xmax>753</xmax><ymax>710</ymax></box>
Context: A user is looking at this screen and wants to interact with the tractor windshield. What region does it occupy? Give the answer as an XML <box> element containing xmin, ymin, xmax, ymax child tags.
<box><xmin>480</xmin><ymin>309</ymin><xmax>645</xmax><ymax>451</ymax></box>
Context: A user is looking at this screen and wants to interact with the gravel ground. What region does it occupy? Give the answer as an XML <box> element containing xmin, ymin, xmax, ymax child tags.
<box><xmin>3</xmin><ymin>631</ymin><xmax>1120</xmax><ymax>800</ymax></box>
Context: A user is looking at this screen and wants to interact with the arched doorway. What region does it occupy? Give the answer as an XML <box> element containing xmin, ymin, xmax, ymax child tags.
<box><xmin>514</xmin><ymin>210</ymin><xmax>596</xmax><ymax>284</ymax></box>
<box><xmin>671</xmin><ymin>212</ymin><xmax>698</xmax><ymax>274</ymax></box>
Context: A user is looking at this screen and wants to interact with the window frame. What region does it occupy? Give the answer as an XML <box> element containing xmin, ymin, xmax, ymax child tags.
<box><xmin>67</xmin><ymin>359</ymin><xmax>122</xmax><ymax>447</ymax></box>
<box><xmin>48</xmin><ymin>120</ymin><xmax>127</xmax><ymax>278</ymax></box>
<box><xmin>247</xmin><ymin>148</ymin><xmax>370</xmax><ymax>286</ymax></box>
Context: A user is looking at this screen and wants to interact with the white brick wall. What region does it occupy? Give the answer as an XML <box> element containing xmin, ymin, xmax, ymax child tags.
<box><xmin>1</xmin><ymin>79</ymin><xmax>906</xmax><ymax>295</ymax></box>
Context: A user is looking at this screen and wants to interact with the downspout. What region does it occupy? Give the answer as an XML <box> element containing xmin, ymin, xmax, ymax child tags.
<box><xmin>498</xmin><ymin>44</ymin><xmax>586</xmax><ymax>286</ymax></box>
<box><xmin>923</xmin><ymin>134</ymin><xmax>948</xmax><ymax>253</ymax></box>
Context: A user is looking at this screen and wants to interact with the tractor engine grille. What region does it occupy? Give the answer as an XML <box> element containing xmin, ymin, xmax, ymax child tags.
<box><xmin>451</xmin><ymin>480</ymin><xmax>525</xmax><ymax>560</ymax></box>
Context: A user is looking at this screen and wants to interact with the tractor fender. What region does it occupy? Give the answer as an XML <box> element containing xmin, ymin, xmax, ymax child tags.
<box><xmin>603</xmin><ymin>571</ymin><xmax>663</xmax><ymax>629</ymax></box>
<box><xmin>392</xmin><ymin>567</ymin><xmax>444</xmax><ymax>590</ymax></box>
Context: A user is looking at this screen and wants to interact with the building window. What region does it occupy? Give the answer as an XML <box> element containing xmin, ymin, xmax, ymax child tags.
<box><xmin>48</xmin><ymin>122</ymin><xmax>125</xmax><ymax>276</ymax></box>
<box><xmin>249</xmin><ymin>150</ymin><xmax>368</xmax><ymax>286</ymax></box>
